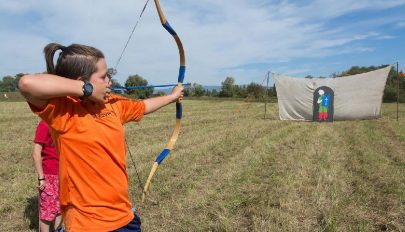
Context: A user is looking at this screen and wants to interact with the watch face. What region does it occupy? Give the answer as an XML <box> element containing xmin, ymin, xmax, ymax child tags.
<box><xmin>84</xmin><ymin>82</ymin><xmax>93</xmax><ymax>97</ymax></box>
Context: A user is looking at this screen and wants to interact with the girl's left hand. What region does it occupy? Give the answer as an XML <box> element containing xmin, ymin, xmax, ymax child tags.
<box><xmin>170</xmin><ymin>85</ymin><xmax>184</xmax><ymax>102</ymax></box>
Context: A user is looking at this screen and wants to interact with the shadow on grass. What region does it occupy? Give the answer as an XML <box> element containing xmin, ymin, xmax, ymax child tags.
<box><xmin>24</xmin><ymin>195</ymin><xmax>39</xmax><ymax>231</ymax></box>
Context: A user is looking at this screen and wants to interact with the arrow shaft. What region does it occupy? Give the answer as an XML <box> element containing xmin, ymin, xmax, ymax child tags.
<box><xmin>111</xmin><ymin>83</ymin><xmax>190</xmax><ymax>90</ymax></box>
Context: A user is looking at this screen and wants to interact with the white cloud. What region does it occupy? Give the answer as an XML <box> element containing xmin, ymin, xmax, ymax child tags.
<box><xmin>375</xmin><ymin>35</ymin><xmax>396</xmax><ymax>40</ymax></box>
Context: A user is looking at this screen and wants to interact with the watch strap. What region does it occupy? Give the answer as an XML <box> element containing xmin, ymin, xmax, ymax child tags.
<box><xmin>81</xmin><ymin>80</ymin><xmax>93</xmax><ymax>99</ymax></box>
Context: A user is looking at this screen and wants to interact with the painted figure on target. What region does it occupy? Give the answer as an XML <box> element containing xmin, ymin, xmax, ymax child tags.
<box><xmin>313</xmin><ymin>86</ymin><xmax>334</xmax><ymax>122</ymax></box>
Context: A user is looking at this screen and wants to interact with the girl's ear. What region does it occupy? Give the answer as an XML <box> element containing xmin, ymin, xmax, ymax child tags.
<box><xmin>77</xmin><ymin>76</ymin><xmax>84</xmax><ymax>81</ymax></box>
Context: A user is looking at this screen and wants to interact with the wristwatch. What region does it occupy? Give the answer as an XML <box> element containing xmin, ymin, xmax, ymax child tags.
<box><xmin>82</xmin><ymin>80</ymin><xmax>93</xmax><ymax>98</ymax></box>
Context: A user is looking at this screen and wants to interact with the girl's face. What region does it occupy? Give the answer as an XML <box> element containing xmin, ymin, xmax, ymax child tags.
<box><xmin>89</xmin><ymin>58</ymin><xmax>111</xmax><ymax>87</ymax></box>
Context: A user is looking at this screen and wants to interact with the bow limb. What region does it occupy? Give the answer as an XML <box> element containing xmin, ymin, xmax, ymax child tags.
<box><xmin>142</xmin><ymin>0</ymin><xmax>186</xmax><ymax>204</ymax></box>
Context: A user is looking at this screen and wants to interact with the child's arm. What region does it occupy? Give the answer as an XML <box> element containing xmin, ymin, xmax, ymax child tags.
<box><xmin>144</xmin><ymin>85</ymin><xmax>184</xmax><ymax>114</ymax></box>
<box><xmin>19</xmin><ymin>74</ymin><xmax>107</xmax><ymax>109</ymax></box>
<box><xmin>32</xmin><ymin>143</ymin><xmax>46</xmax><ymax>191</ymax></box>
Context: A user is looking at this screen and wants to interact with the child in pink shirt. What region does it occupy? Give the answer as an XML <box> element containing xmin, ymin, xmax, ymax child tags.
<box><xmin>32</xmin><ymin>120</ymin><xmax>63</xmax><ymax>231</ymax></box>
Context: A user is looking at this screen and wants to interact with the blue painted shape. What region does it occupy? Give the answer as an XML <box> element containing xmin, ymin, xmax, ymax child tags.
<box><xmin>176</xmin><ymin>102</ymin><xmax>182</xmax><ymax>119</ymax></box>
<box><xmin>178</xmin><ymin>66</ymin><xmax>186</xmax><ymax>83</ymax></box>
<box><xmin>322</xmin><ymin>95</ymin><xmax>330</xmax><ymax>107</ymax></box>
<box><xmin>156</xmin><ymin>149</ymin><xmax>170</xmax><ymax>164</ymax></box>
<box><xmin>163</xmin><ymin>21</ymin><xmax>177</xmax><ymax>36</ymax></box>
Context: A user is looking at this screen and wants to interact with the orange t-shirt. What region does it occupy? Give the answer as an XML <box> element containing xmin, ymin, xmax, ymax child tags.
<box><xmin>30</xmin><ymin>94</ymin><xmax>145</xmax><ymax>231</ymax></box>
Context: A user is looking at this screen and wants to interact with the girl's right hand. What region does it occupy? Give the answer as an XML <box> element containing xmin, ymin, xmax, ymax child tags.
<box><xmin>38</xmin><ymin>180</ymin><xmax>46</xmax><ymax>191</ymax></box>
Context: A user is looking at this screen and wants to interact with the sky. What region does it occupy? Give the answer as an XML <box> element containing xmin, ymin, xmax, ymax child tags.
<box><xmin>1</xmin><ymin>0</ymin><xmax>404</xmax><ymax>86</ymax></box>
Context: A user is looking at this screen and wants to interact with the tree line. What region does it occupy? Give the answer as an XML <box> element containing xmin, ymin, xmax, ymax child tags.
<box><xmin>1</xmin><ymin>65</ymin><xmax>404</xmax><ymax>102</ymax></box>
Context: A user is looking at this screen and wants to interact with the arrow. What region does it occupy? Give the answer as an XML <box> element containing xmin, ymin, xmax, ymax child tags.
<box><xmin>111</xmin><ymin>83</ymin><xmax>190</xmax><ymax>91</ymax></box>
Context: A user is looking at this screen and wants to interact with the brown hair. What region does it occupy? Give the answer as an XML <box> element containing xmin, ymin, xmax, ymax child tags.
<box><xmin>44</xmin><ymin>43</ymin><xmax>104</xmax><ymax>81</ymax></box>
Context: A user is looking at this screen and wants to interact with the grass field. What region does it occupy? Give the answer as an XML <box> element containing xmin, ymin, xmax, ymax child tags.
<box><xmin>0</xmin><ymin>100</ymin><xmax>404</xmax><ymax>231</ymax></box>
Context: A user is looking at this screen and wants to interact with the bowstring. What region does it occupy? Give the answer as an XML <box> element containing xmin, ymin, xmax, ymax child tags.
<box><xmin>108</xmin><ymin>100</ymin><xmax>144</xmax><ymax>199</ymax></box>
<box><xmin>114</xmin><ymin>0</ymin><xmax>151</xmax><ymax>72</ymax></box>
<box><xmin>111</xmin><ymin>0</ymin><xmax>151</xmax><ymax>199</ymax></box>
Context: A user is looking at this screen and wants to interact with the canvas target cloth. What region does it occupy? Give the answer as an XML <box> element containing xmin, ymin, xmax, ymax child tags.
<box><xmin>273</xmin><ymin>66</ymin><xmax>391</xmax><ymax>121</ymax></box>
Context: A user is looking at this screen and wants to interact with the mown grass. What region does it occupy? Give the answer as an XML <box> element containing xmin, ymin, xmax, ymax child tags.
<box><xmin>0</xmin><ymin>100</ymin><xmax>404</xmax><ymax>231</ymax></box>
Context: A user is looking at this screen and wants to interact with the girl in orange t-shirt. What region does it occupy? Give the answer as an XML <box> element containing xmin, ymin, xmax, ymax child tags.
<box><xmin>20</xmin><ymin>43</ymin><xmax>183</xmax><ymax>232</ymax></box>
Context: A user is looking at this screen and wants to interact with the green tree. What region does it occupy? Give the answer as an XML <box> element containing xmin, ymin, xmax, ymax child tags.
<box><xmin>384</xmin><ymin>85</ymin><xmax>397</xmax><ymax>102</ymax></box>
<box><xmin>336</xmin><ymin>65</ymin><xmax>390</xmax><ymax>77</ymax></box>
<box><xmin>219</xmin><ymin>77</ymin><xmax>236</xmax><ymax>97</ymax></box>
<box><xmin>270</xmin><ymin>84</ymin><xmax>277</xmax><ymax>97</ymax></box>
<box><xmin>1</xmin><ymin>76</ymin><xmax>18</xmax><ymax>92</ymax></box>
<box><xmin>384</xmin><ymin>66</ymin><xmax>405</xmax><ymax>102</ymax></box>
<box><xmin>183</xmin><ymin>88</ymin><xmax>190</xmax><ymax>97</ymax></box>
<box><xmin>124</xmin><ymin>75</ymin><xmax>153</xmax><ymax>99</ymax></box>
<box><xmin>234</xmin><ymin>85</ymin><xmax>247</xmax><ymax>98</ymax></box>
<box><xmin>183</xmin><ymin>82</ymin><xmax>192</xmax><ymax>97</ymax></box>
<box><xmin>211</xmin><ymin>89</ymin><xmax>219</xmax><ymax>97</ymax></box>
<box><xmin>246</xmin><ymin>82</ymin><xmax>265</xmax><ymax>99</ymax></box>
<box><xmin>191</xmin><ymin>83</ymin><xmax>205</xmax><ymax>97</ymax></box>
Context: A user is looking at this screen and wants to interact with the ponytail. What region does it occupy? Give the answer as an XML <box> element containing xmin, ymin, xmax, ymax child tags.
<box><xmin>44</xmin><ymin>43</ymin><xmax>66</xmax><ymax>75</ymax></box>
<box><xmin>43</xmin><ymin>43</ymin><xmax>104</xmax><ymax>80</ymax></box>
